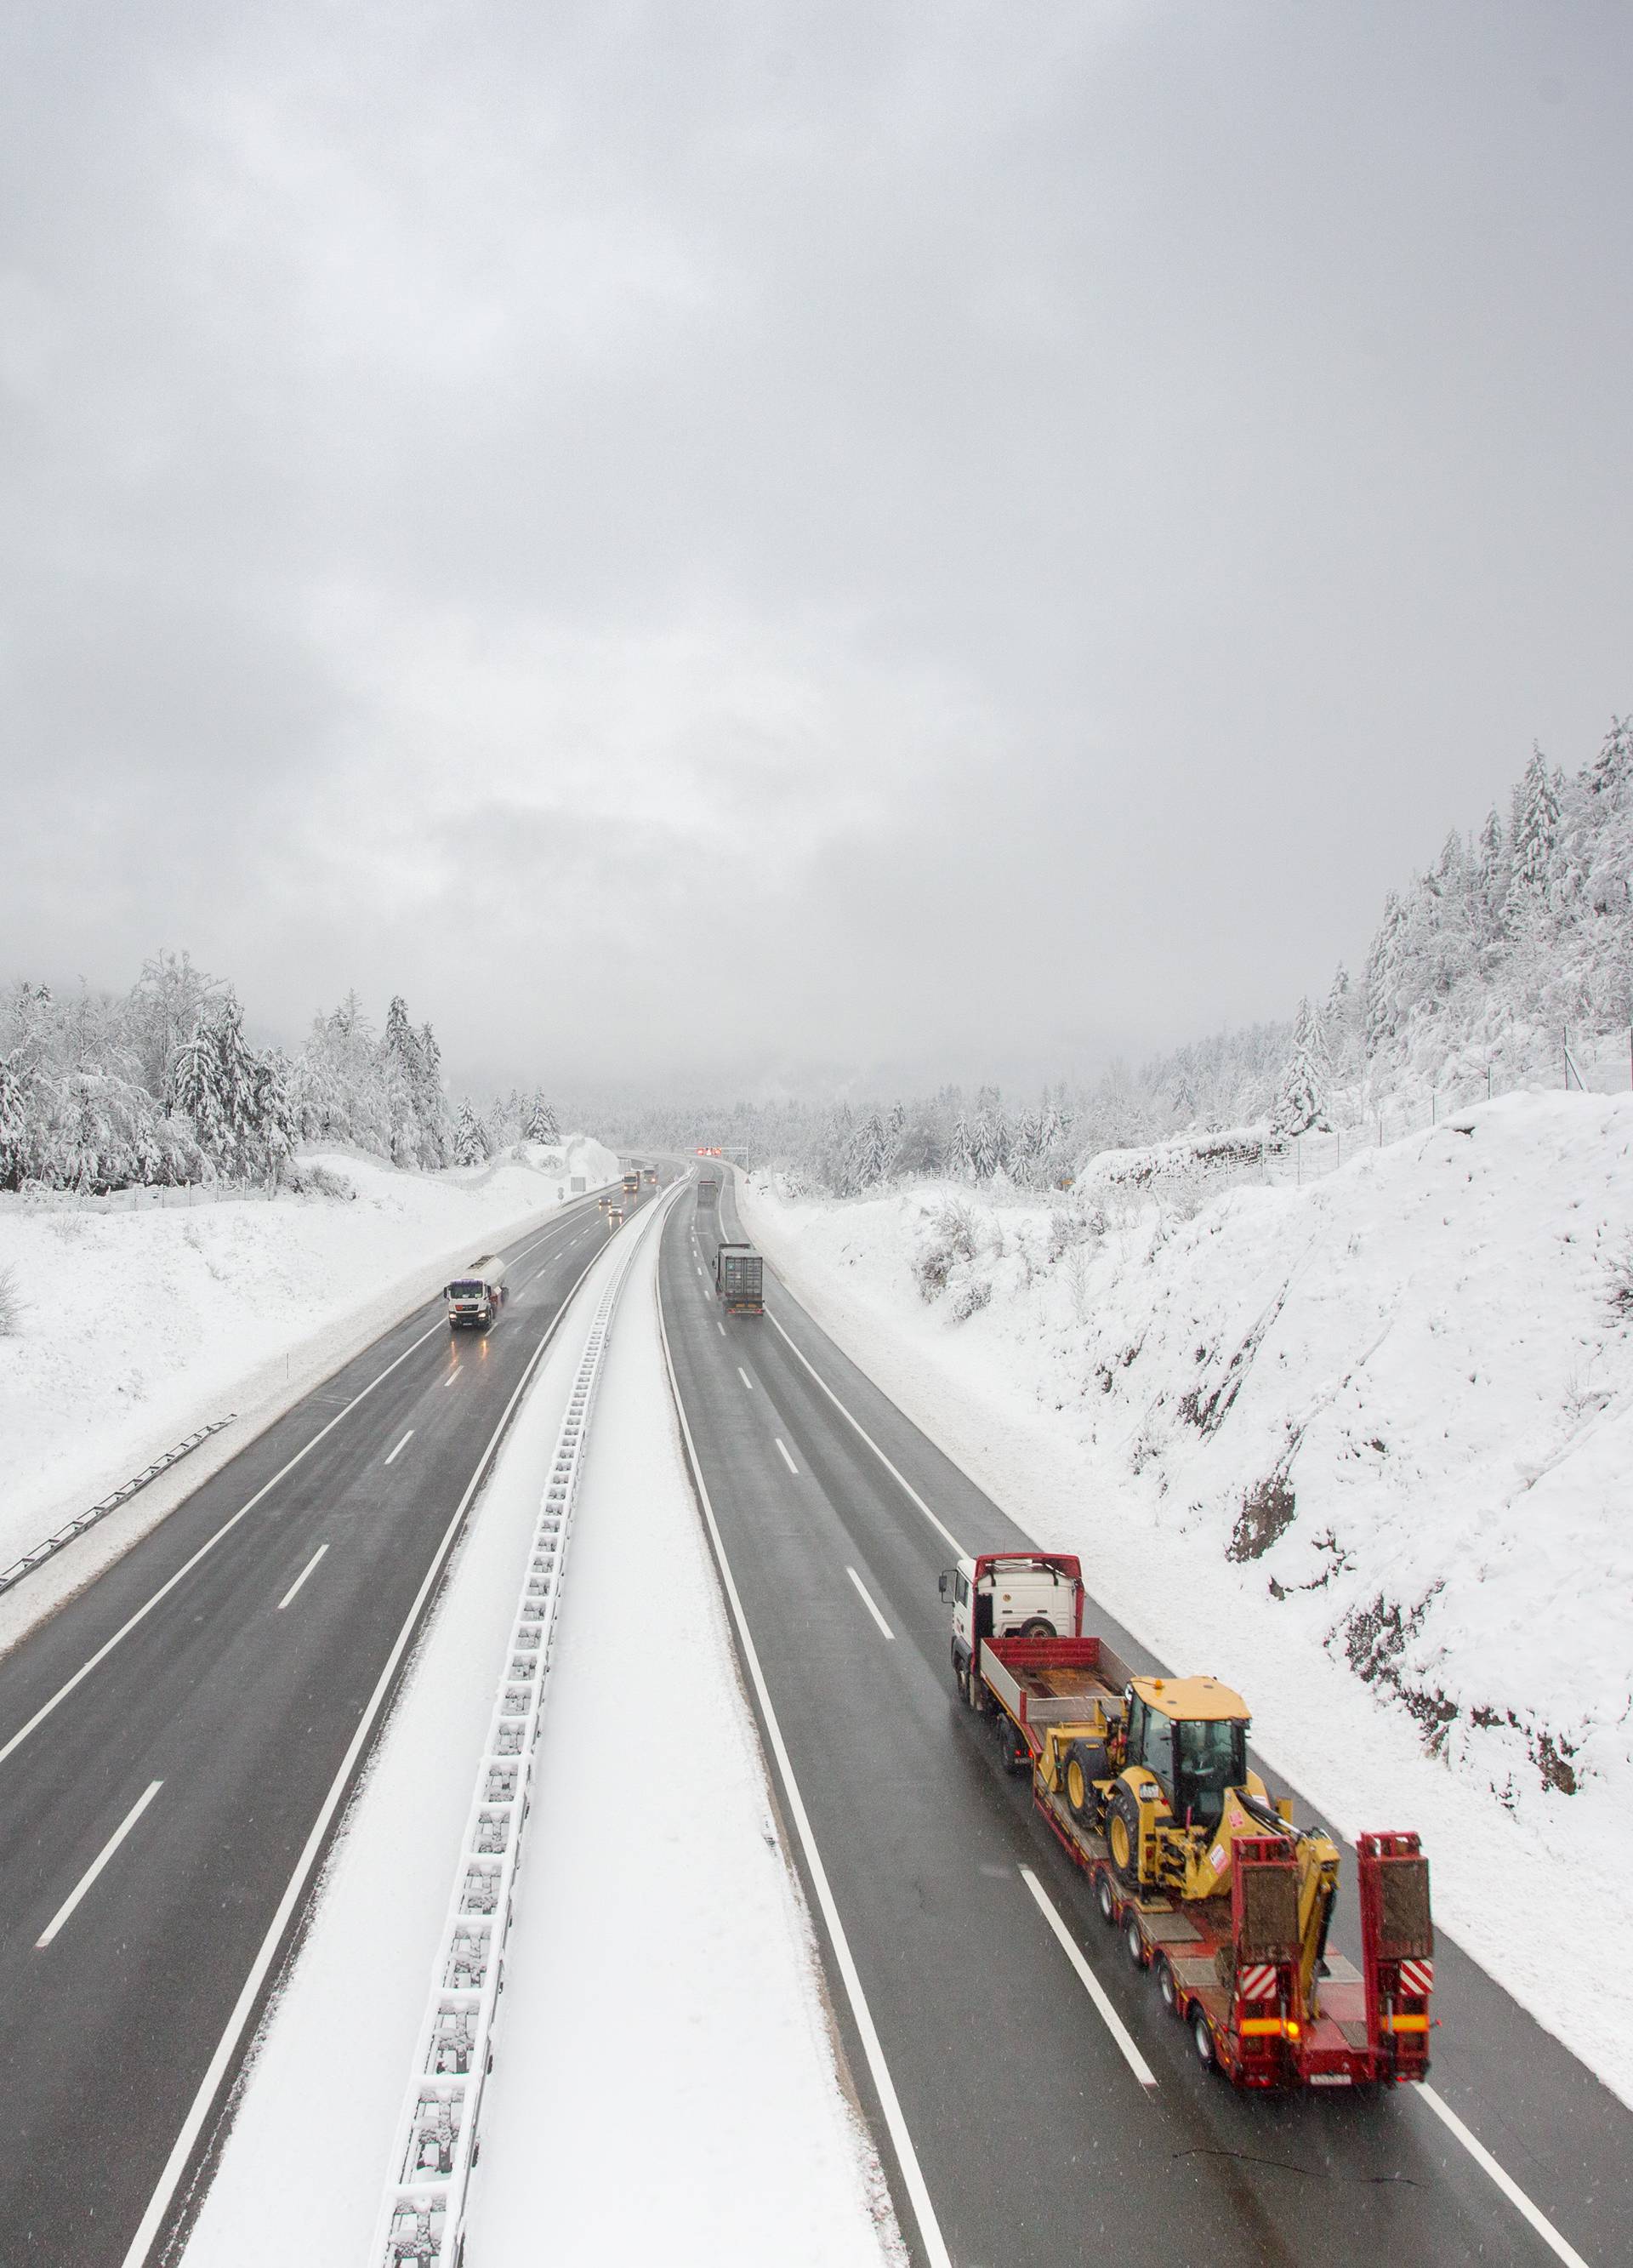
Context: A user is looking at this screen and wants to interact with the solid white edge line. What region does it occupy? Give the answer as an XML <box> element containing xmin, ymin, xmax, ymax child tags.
<box><xmin>656</xmin><ymin>1269</ymin><xmax>953</xmax><ymax>2268</ymax></box>
<box><xmin>1018</xmin><ymin>1866</ymin><xmax>1158</xmax><ymax>2090</ymax></box>
<box><xmin>384</xmin><ymin>1430</ymin><xmax>414</xmax><ymax>1467</ymax></box>
<box><xmin>116</xmin><ymin>1229</ymin><xmax>612</xmax><ymax>2268</ymax></box>
<box><xmin>765</xmin><ymin>1309</ymin><xmax>966</xmax><ymax>1559</ymax></box>
<box><xmin>1419</xmin><ymin>2086</ymin><xmax>1593</xmax><ymax>2268</ymax></box>
<box><xmin>845</xmin><ymin>1565</ymin><xmax>895</xmax><ymax>1641</ymax></box>
<box><xmin>774</xmin><ymin>1436</ymin><xmax>799</xmax><ymax>1475</ymax></box>
<box><xmin>37</xmin><ymin>1780</ymin><xmax>164</xmax><ymax>1949</ymax></box>
<box><xmin>276</xmin><ymin>1545</ymin><xmax>328</xmax><ymax>1612</ymax></box>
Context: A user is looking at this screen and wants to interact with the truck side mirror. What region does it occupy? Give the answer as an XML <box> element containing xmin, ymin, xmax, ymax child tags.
<box><xmin>937</xmin><ymin>1571</ymin><xmax>949</xmax><ymax>1599</ymax></box>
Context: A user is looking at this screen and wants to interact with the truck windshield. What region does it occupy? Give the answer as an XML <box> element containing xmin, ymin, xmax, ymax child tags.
<box><xmin>450</xmin><ymin>1279</ymin><xmax>485</xmax><ymax>1297</ymax></box>
<box><xmin>1175</xmin><ymin>1719</ymin><xmax>1248</xmax><ymax>1829</ymax></box>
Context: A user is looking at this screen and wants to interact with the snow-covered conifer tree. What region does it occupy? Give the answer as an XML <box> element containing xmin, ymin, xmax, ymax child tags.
<box><xmin>453</xmin><ymin>1099</ymin><xmax>488</xmax><ymax>1165</ymax></box>
<box><xmin>1271</xmin><ymin>998</ymin><xmax>1330</xmax><ymax>1135</ymax></box>
<box><xmin>1509</xmin><ymin>747</ymin><xmax>1561</xmax><ymax>908</ymax></box>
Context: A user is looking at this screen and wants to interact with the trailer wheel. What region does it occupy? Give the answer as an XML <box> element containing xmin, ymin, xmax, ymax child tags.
<box><xmin>1095</xmin><ymin>1872</ymin><xmax>1118</xmax><ymax>1927</ymax></box>
<box><xmin>994</xmin><ymin>1714</ymin><xmax>1027</xmax><ymax>1774</ymax></box>
<box><xmin>1156</xmin><ymin>1957</ymin><xmax>1178</xmax><ymax>2015</ymax></box>
<box><xmin>1124</xmin><ymin>1912</ymin><xmax>1147</xmax><ymax>1969</ymax></box>
<box><xmin>1192</xmin><ymin>2009</ymin><xmax>1217</xmax><ymax>2071</ymax></box>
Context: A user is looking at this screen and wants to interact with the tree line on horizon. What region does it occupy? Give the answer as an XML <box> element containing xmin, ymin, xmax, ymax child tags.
<box><xmin>589</xmin><ymin>715</ymin><xmax>1633</xmax><ymax>1192</ymax></box>
<box><xmin>0</xmin><ymin>953</ymin><xmax>560</xmax><ymax>1194</ymax></box>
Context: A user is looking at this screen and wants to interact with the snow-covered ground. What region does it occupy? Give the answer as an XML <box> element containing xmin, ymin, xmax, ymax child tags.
<box><xmin>738</xmin><ymin>1091</ymin><xmax>1633</xmax><ymax>2107</ymax></box>
<box><xmin>0</xmin><ymin>1137</ymin><xmax>617</xmax><ymax>1626</ymax></box>
<box><xmin>185</xmin><ymin>1198</ymin><xmax>896</xmax><ymax>2268</ymax></box>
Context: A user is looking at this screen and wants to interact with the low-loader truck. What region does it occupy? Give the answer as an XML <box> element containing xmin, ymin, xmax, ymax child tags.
<box><xmin>941</xmin><ymin>1550</ymin><xmax>1435</xmax><ymax>2089</ymax></box>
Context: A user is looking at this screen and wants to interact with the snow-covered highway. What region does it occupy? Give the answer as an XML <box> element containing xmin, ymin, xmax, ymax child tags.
<box><xmin>0</xmin><ymin>1186</ymin><xmax>625</xmax><ymax>2265</ymax></box>
<box><xmin>659</xmin><ymin>1169</ymin><xmax>1630</xmax><ymax>2268</ymax></box>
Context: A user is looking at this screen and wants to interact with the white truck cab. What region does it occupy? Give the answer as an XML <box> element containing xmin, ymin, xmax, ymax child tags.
<box><xmin>940</xmin><ymin>1551</ymin><xmax>1085</xmax><ymax>1682</ymax></box>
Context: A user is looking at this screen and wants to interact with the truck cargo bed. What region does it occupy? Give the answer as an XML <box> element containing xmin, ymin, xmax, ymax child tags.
<box><xmin>981</xmin><ymin>1636</ymin><xmax>1129</xmax><ymax>1752</ymax></box>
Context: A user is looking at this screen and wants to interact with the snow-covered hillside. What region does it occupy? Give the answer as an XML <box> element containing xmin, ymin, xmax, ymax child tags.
<box><xmin>0</xmin><ymin>1137</ymin><xmax>617</xmax><ymax>1582</ymax></box>
<box><xmin>740</xmin><ymin>1093</ymin><xmax>1633</xmax><ymax>2100</ymax></box>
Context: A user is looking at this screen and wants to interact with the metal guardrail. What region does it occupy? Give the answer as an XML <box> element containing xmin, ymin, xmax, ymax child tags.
<box><xmin>0</xmin><ymin>1418</ymin><xmax>236</xmax><ymax>1596</ymax></box>
<box><xmin>369</xmin><ymin>1201</ymin><xmax>660</xmax><ymax>2268</ymax></box>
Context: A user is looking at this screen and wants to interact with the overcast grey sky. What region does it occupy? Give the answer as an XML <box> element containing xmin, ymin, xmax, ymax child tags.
<box><xmin>3</xmin><ymin>1</ymin><xmax>1629</xmax><ymax>1098</ymax></box>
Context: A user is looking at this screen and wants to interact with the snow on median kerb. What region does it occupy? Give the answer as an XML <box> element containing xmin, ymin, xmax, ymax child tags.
<box><xmin>0</xmin><ymin>1136</ymin><xmax>618</xmax><ymax>1604</ymax></box>
<box><xmin>738</xmin><ymin>1091</ymin><xmax>1633</xmax><ymax>2107</ymax></box>
<box><xmin>183</xmin><ymin>1201</ymin><xmax>899</xmax><ymax>2268</ymax></box>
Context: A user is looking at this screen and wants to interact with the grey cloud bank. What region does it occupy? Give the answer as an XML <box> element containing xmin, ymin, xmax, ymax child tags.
<box><xmin>2</xmin><ymin>1</ymin><xmax>1629</xmax><ymax>1097</ymax></box>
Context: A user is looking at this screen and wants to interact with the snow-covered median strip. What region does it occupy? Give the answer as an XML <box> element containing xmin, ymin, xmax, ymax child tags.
<box><xmin>0</xmin><ymin>1137</ymin><xmax>616</xmax><ymax>1649</ymax></box>
<box><xmin>370</xmin><ymin>1193</ymin><xmax>658</xmax><ymax>2267</ymax></box>
<box><xmin>738</xmin><ymin>1093</ymin><xmax>1633</xmax><ymax>2109</ymax></box>
<box><xmin>183</xmin><ymin>1198</ymin><xmax>899</xmax><ymax>2268</ymax></box>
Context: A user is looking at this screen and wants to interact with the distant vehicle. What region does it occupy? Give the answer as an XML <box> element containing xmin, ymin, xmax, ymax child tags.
<box><xmin>598</xmin><ymin>1193</ymin><xmax>612</xmax><ymax>1211</ymax></box>
<box><xmin>697</xmin><ymin>1178</ymin><xmax>720</xmax><ymax>1211</ymax></box>
<box><xmin>643</xmin><ymin>1167</ymin><xmax>657</xmax><ymax>1186</ymax></box>
<box><xmin>445</xmin><ymin>1256</ymin><xmax>506</xmax><ymax>1330</ymax></box>
<box><xmin>714</xmin><ymin>1243</ymin><xmax>764</xmax><ymax>1315</ymax></box>
<box><xmin>607</xmin><ymin>1205</ymin><xmax>623</xmax><ymax>1227</ymax></box>
<box><xmin>623</xmin><ymin>1171</ymin><xmax>640</xmax><ymax>1197</ymax></box>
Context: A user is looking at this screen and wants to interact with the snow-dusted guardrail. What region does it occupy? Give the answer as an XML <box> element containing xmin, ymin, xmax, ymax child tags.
<box><xmin>369</xmin><ymin>1197</ymin><xmax>666</xmax><ymax>2268</ymax></box>
<box><xmin>0</xmin><ymin>1417</ymin><xmax>236</xmax><ymax>1596</ymax></box>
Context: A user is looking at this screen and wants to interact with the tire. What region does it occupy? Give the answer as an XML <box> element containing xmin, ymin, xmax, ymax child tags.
<box><xmin>1157</xmin><ymin>1957</ymin><xmax>1179</xmax><ymax>2016</ymax></box>
<box><xmin>994</xmin><ymin>1714</ymin><xmax>1027</xmax><ymax>1775</ymax></box>
<box><xmin>1064</xmin><ymin>1741</ymin><xmax>1108</xmax><ymax>1821</ymax></box>
<box><xmin>1017</xmin><ymin>1616</ymin><xmax>1056</xmax><ymax>1638</ymax></box>
<box><xmin>1095</xmin><ymin>1871</ymin><xmax>1118</xmax><ymax>1927</ymax></box>
<box><xmin>1192</xmin><ymin>2010</ymin><xmax>1217</xmax><ymax>2071</ymax></box>
<box><xmin>1107</xmin><ymin>1783</ymin><xmax>1144</xmax><ymax>1887</ymax></box>
<box><xmin>1124</xmin><ymin>1911</ymin><xmax>1147</xmax><ymax>1969</ymax></box>
<box><xmin>952</xmin><ymin>1650</ymin><xmax>971</xmax><ymax>1708</ymax></box>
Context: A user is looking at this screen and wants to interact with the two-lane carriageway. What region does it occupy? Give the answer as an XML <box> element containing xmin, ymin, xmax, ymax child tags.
<box><xmin>659</xmin><ymin>1171</ymin><xmax>1630</xmax><ymax>2268</ymax></box>
<box><xmin>0</xmin><ymin>1173</ymin><xmax>661</xmax><ymax>2265</ymax></box>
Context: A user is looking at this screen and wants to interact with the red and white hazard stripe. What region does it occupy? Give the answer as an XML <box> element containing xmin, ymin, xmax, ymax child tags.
<box><xmin>1238</xmin><ymin>1963</ymin><xmax>1279</xmax><ymax>2001</ymax></box>
<box><xmin>1398</xmin><ymin>1959</ymin><xmax>1434</xmax><ymax>1997</ymax></box>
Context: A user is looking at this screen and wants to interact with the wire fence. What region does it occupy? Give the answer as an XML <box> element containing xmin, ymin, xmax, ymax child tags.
<box><xmin>1265</xmin><ymin>1026</ymin><xmax>1633</xmax><ymax>1188</ymax></box>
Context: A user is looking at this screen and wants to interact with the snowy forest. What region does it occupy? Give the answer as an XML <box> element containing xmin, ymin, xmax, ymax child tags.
<box><xmin>595</xmin><ymin>715</ymin><xmax>1633</xmax><ymax>1194</ymax></box>
<box><xmin>0</xmin><ymin>952</ymin><xmax>560</xmax><ymax>1193</ymax></box>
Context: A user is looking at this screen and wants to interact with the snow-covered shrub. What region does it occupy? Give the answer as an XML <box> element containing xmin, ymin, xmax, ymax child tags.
<box><xmin>951</xmin><ymin>1276</ymin><xmax>993</xmax><ymax>1322</ymax></box>
<box><xmin>284</xmin><ymin>1161</ymin><xmax>356</xmax><ymax>1201</ymax></box>
<box><xmin>913</xmin><ymin>1198</ymin><xmax>978</xmax><ymax>1302</ymax></box>
<box><xmin>0</xmin><ymin>1263</ymin><xmax>20</xmax><ymax>1335</ymax></box>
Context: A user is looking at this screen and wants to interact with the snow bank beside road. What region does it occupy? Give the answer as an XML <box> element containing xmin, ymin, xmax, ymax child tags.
<box><xmin>0</xmin><ymin>1136</ymin><xmax>618</xmax><ymax>1594</ymax></box>
<box><xmin>740</xmin><ymin>1092</ymin><xmax>1633</xmax><ymax>2104</ymax></box>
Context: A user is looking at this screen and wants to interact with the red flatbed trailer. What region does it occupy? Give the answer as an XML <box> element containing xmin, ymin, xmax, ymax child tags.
<box><xmin>973</xmin><ymin>1627</ymin><xmax>1435</xmax><ymax>2090</ymax></box>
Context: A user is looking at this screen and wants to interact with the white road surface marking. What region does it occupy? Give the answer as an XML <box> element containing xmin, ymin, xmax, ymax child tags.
<box><xmin>37</xmin><ymin>1781</ymin><xmax>163</xmax><ymax>1949</ymax></box>
<box><xmin>0</xmin><ymin>1316</ymin><xmax>450</xmax><ymax>1775</ymax></box>
<box><xmin>1419</xmin><ymin>2086</ymin><xmax>1592</xmax><ymax>2268</ymax></box>
<box><xmin>383</xmin><ymin>1430</ymin><xmax>413</xmax><ymax>1466</ymax></box>
<box><xmin>115</xmin><ymin>1222</ymin><xmax>617</xmax><ymax>2268</ymax></box>
<box><xmin>716</xmin><ymin>1320</ymin><xmax>725</xmax><ymax>1336</ymax></box>
<box><xmin>277</xmin><ymin>1545</ymin><xmax>328</xmax><ymax>1611</ymax></box>
<box><xmin>737</xmin><ymin>1366</ymin><xmax>754</xmax><ymax>1391</ymax></box>
<box><xmin>845</xmin><ymin>1565</ymin><xmax>894</xmax><ymax>1640</ymax></box>
<box><xmin>443</xmin><ymin>1366</ymin><xmax>462</xmax><ymax>1386</ymax></box>
<box><xmin>775</xmin><ymin>1435</ymin><xmax>798</xmax><ymax>1473</ymax></box>
<box><xmin>1019</xmin><ymin>1867</ymin><xmax>1158</xmax><ymax>2089</ymax></box>
<box><xmin>766</xmin><ymin>1311</ymin><xmax>966</xmax><ymax>1558</ymax></box>
<box><xmin>656</xmin><ymin>1297</ymin><xmax>954</xmax><ymax>2268</ymax></box>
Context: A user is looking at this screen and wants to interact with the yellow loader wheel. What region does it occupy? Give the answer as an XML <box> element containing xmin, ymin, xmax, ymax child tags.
<box><xmin>1064</xmin><ymin>1741</ymin><xmax>1108</xmax><ymax>1821</ymax></box>
<box><xmin>1107</xmin><ymin>1783</ymin><xmax>1144</xmax><ymax>1887</ymax></box>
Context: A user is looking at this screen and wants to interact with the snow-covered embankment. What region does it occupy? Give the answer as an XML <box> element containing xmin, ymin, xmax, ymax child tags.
<box><xmin>739</xmin><ymin>1092</ymin><xmax>1633</xmax><ymax>2105</ymax></box>
<box><xmin>0</xmin><ymin>1137</ymin><xmax>618</xmax><ymax>1622</ymax></box>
